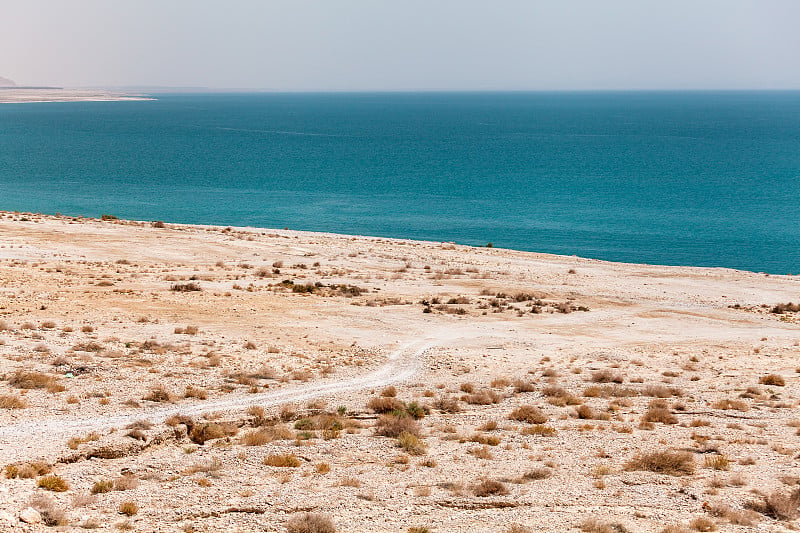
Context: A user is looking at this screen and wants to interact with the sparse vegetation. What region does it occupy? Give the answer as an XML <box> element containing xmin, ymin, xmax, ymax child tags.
<box><xmin>264</xmin><ymin>453</ymin><xmax>301</xmax><ymax>467</ymax></box>
<box><xmin>37</xmin><ymin>474</ymin><xmax>70</xmax><ymax>492</ymax></box>
<box><xmin>624</xmin><ymin>450</ymin><xmax>695</xmax><ymax>476</ymax></box>
<box><xmin>508</xmin><ymin>405</ymin><xmax>547</xmax><ymax>424</ymax></box>
<box><xmin>285</xmin><ymin>512</ymin><xmax>337</xmax><ymax>533</ymax></box>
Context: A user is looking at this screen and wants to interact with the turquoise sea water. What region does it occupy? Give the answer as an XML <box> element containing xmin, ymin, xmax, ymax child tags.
<box><xmin>0</xmin><ymin>92</ymin><xmax>798</xmax><ymax>274</ymax></box>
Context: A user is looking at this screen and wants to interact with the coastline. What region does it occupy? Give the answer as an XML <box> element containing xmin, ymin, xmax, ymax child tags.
<box><xmin>0</xmin><ymin>88</ymin><xmax>153</xmax><ymax>104</ymax></box>
<box><xmin>1</xmin><ymin>210</ymin><xmax>795</xmax><ymax>278</ymax></box>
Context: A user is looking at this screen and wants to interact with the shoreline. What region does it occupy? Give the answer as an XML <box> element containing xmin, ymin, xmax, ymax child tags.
<box><xmin>1</xmin><ymin>209</ymin><xmax>795</xmax><ymax>279</ymax></box>
<box><xmin>0</xmin><ymin>88</ymin><xmax>153</xmax><ymax>104</ymax></box>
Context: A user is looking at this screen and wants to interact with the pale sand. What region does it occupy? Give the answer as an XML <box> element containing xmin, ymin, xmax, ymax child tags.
<box><xmin>0</xmin><ymin>211</ymin><xmax>798</xmax><ymax>531</ymax></box>
<box><xmin>0</xmin><ymin>89</ymin><xmax>153</xmax><ymax>104</ymax></box>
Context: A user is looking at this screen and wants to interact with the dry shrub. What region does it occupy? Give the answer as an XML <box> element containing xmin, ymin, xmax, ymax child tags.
<box><xmin>464</xmin><ymin>389</ymin><xmax>502</xmax><ymax>405</ymax></box>
<box><xmin>367</xmin><ymin>396</ymin><xmax>405</xmax><ymax>413</ymax></box>
<box><xmin>509</xmin><ymin>405</ymin><xmax>547</xmax><ymax>424</ymax></box>
<box><xmin>759</xmin><ymin>374</ymin><xmax>785</xmax><ymax>386</ymax></box>
<box><xmin>523</xmin><ymin>467</ymin><xmax>553</xmax><ymax>480</ymax></box>
<box><xmin>660</xmin><ymin>527</ymin><xmax>689</xmax><ymax>533</ymax></box>
<box><xmin>381</xmin><ymin>386</ymin><xmax>397</xmax><ymax>397</ymax></box>
<box><xmin>689</xmin><ymin>517</ymin><xmax>716</xmax><ymax>531</ymax></box>
<box><xmin>397</xmin><ymin>432</ymin><xmax>427</xmax><ymax>455</ymax></box>
<box><xmin>339</xmin><ymin>477</ymin><xmax>361</xmax><ymax>487</ymax></box>
<box><xmin>433</xmin><ymin>395</ymin><xmax>461</xmax><ymax>413</ymax></box>
<box><xmin>580</xmin><ymin>518</ymin><xmax>630</xmax><ymax>532</ymax></box>
<box><xmin>119</xmin><ymin>501</ymin><xmax>138</xmax><ymax>516</ymax></box>
<box><xmin>406</xmin><ymin>401</ymin><xmax>427</xmax><ymax>420</ymax></box>
<box><xmin>584</xmin><ymin>385</ymin><xmax>638</xmax><ymax>398</ymax></box>
<box><xmin>29</xmin><ymin>494</ymin><xmax>67</xmax><ymax>526</ymax></box>
<box><xmin>746</xmin><ymin>487</ymin><xmax>800</xmax><ymax>520</ymax></box>
<box><xmin>542</xmin><ymin>386</ymin><xmax>582</xmax><ymax>406</ymax></box>
<box><xmin>8</xmin><ymin>370</ymin><xmax>60</xmax><ymax>390</ymax></box>
<box><xmin>37</xmin><ymin>474</ymin><xmax>69</xmax><ymax>492</ymax></box>
<box><xmin>706</xmin><ymin>503</ymin><xmax>759</xmax><ymax>526</ymax></box>
<box><xmin>771</xmin><ymin>302</ymin><xmax>800</xmax><ymax>314</ymax></box>
<box><xmin>576</xmin><ymin>405</ymin><xmax>610</xmax><ymax>420</ymax></box>
<box><xmin>712</xmin><ymin>399</ymin><xmax>748</xmax><ymax>411</ymax></box>
<box><xmin>478</xmin><ymin>420</ymin><xmax>498</xmax><ymax>431</ymax></box>
<box><xmin>171</xmin><ymin>282</ymin><xmax>201</xmax><ymax>292</ymax></box>
<box><xmin>506</xmin><ymin>525</ymin><xmax>532</xmax><ymax>533</ymax></box>
<box><xmin>591</xmin><ymin>370</ymin><xmax>624</xmax><ymax>384</ymax></box>
<box><xmin>143</xmin><ymin>386</ymin><xmax>172</xmax><ymax>403</ymax></box>
<box><xmin>469</xmin><ymin>446</ymin><xmax>493</xmax><ymax>459</ymax></box>
<box><xmin>473</xmin><ymin>479</ymin><xmax>509</xmax><ymax>497</ymax></box>
<box><xmin>490</xmin><ymin>377</ymin><xmax>511</xmax><ymax>388</ymax></box>
<box><xmin>184</xmin><ymin>386</ymin><xmax>208</xmax><ymax>399</ymax></box>
<box><xmin>375</xmin><ymin>414</ymin><xmax>420</xmax><ymax>438</ymax></box>
<box><xmin>521</xmin><ymin>424</ymin><xmax>557</xmax><ymax>436</ymax></box>
<box><xmin>6</xmin><ymin>462</ymin><xmax>51</xmax><ymax>479</ymax></box>
<box><xmin>469</xmin><ymin>433</ymin><xmax>501</xmax><ymax>446</ymax></box>
<box><xmin>91</xmin><ymin>480</ymin><xmax>114</xmax><ymax>494</ymax></box>
<box><xmin>642</xmin><ymin>406</ymin><xmax>677</xmax><ymax>425</ymax></box>
<box><xmin>624</xmin><ymin>450</ymin><xmax>695</xmax><ymax>476</ymax></box>
<box><xmin>285</xmin><ymin>512</ymin><xmax>337</xmax><ymax>533</ymax></box>
<box><xmin>0</xmin><ymin>394</ymin><xmax>26</xmax><ymax>409</ymax></box>
<box><xmin>241</xmin><ymin>429</ymin><xmax>272</xmax><ymax>446</ymax></box>
<box><xmin>703</xmin><ymin>454</ymin><xmax>730</xmax><ymax>471</ymax></box>
<box><xmin>264</xmin><ymin>453</ymin><xmax>301</xmax><ymax>467</ymax></box>
<box><xmin>642</xmin><ymin>385</ymin><xmax>682</xmax><ymax>398</ymax></box>
<box><xmin>513</xmin><ymin>379</ymin><xmax>536</xmax><ymax>393</ymax></box>
<box><xmin>189</xmin><ymin>422</ymin><xmax>237</xmax><ymax>444</ymax></box>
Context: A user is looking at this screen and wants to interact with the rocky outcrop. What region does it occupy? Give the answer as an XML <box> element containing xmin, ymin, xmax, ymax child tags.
<box><xmin>0</xmin><ymin>76</ymin><xmax>16</xmax><ymax>87</ymax></box>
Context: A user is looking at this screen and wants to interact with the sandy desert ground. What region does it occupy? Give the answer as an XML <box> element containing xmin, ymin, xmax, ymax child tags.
<box><xmin>0</xmin><ymin>211</ymin><xmax>798</xmax><ymax>532</ymax></box>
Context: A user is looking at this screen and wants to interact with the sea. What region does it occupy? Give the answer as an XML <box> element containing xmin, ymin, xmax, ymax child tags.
<box><xmin>0</xmin><ymin>91</ymin><xmax>798</xmax><ymax>274</ymax></box>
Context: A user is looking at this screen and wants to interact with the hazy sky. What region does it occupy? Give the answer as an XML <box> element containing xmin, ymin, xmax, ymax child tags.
<box><xmin>2</xmin><ymin>0</ymin><xmax>798</xmax><ymax>90</ymax></box>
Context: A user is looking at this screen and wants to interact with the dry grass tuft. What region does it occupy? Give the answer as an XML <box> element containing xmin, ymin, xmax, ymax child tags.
<box><xmin>375</xmin><ymin>414</ymin><xmax>420</xmax><ymax>437</ymax></box>
<box><xmin>143</xmin><ymin>386</ymin><xmax>172</xmax><ymax>403</ymax></box>
<box><xmin>285</xmin><ymin>512</ymin><xmax>337</xmax><ymax>533</ymax></box>
<box><xmin>508</xmin><ymin>405</ymin><xmax>547</xmax><ymax>424</ymax></box>
<box><xmin>0</xmin><ymin>394</ymin><xmax>26</xmax><ymax>409</ymax></box>
<box><xmin>580</xmin><ymin>518</ymin><xmax>630</xmax><ymax>533</ymax></box>
<box><xmin>464</xmin><ymin>389</ymin><xmax>502</xmax><ymax>405</ymax></box>
<box><xmin>397</xmin><ymin>432</ymin><xmax>427</xmax><ymax>455</ymax></box>
<box><xmin>8</xmin><ymin>370</ymin><xmax>62</xmax><ymax>391</ymax></box>
<box><xmin>624</xmin><ymin>450</ymin><xmax>695</xmax><ymax>476</ymax></box>
<box><xmin>703</xmin><ymin>454</ymin><xmax>730</xmax><ymax>471</ymax></box>
<box><xmin>263</xmin><ymin>453</ymin><xmax>301</xmax><ymax>467</ymax></box>
<box><xmin>746</xmin><ymin>487</ymin><xmax>800</xmax><ymax>520</ymax></box>
<box><xmin>118</xmin><ymin>501</ymin><xmax>139</xmax><ymax>516</ymax></box>
<box><xmin>689</xmin><ymin>517</ymin><xmax>716</xmax><ymax>531</ymax></box>
<box><xmin>473</xmin><ymin>479</ymin><xmax>509</xmax><ymax>497</ymax></box>
<box><xmin>590</xmin><ymin>370</ymin><xmax>624</xmax><ymax>384</ymax></box>
<box><xmin>641</xmin><ymin>406</ymin><xmax>677</xmax><ymax>425</ymax></box>
<box><xmin>759</xmin><ymin>374</ymin><xmax>785</xmax><ymax>386</ymax></box>
<box><xmin>712</xmin><ymin>399</ymin><xmax>748</xmax><ymax>411</ymax></box>
<box><xmin>188</xmin><ymin>422</ymin><xmax>237</xmax><ymax>444</ymax></box>
<box><xmin>37</xmin><ymin>474</ymin><xmax>70</xmax><ymax>492</ymax></box>
<box><xmin>367</xmin><ymin>396</ymin><xmax>405</xmax><ymax>413</ymax></box>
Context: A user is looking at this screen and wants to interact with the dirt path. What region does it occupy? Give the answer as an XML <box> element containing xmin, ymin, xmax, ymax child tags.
<box><xmin>0</xmin><ymin>326</ymin><xmax>485</xmax><ymax>463</ymax></box>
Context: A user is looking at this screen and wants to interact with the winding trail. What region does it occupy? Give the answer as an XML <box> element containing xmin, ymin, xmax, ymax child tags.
<box><xmin>0</xmin><ymin>327</ymin><xmax>464</xmax><ymax>463</ymax></box>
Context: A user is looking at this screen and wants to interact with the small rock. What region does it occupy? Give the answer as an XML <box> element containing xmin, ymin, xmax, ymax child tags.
<box><xmin>19</xmin><ymin>507</ymin><xmax>41</xmax><ymax>524</ymax></box>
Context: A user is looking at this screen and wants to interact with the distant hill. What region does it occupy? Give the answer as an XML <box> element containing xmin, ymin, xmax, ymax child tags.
<box><xmin>0</xmin><ymin>76</ymin><xmax>16</xmax><ymax>87</ymax></box>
